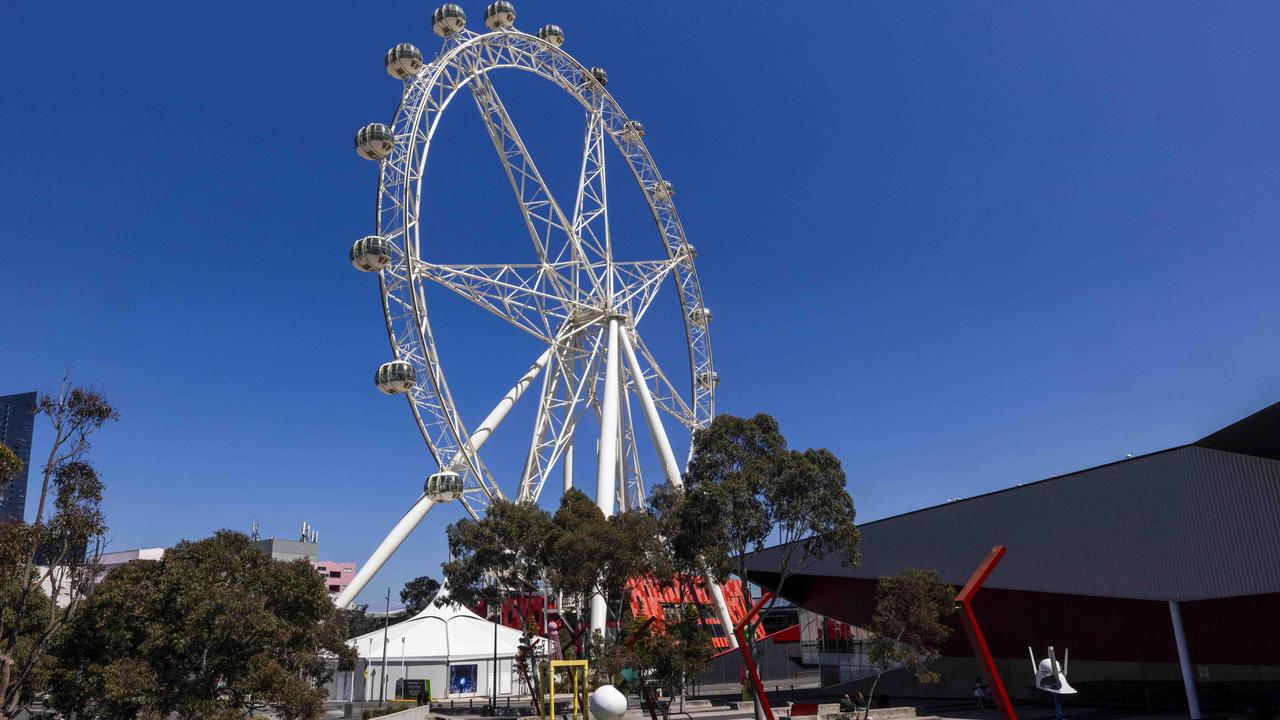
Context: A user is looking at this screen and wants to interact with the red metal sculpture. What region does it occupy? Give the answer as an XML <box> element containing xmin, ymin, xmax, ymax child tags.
<box><xmin>956</xmin><ymin>546</ymin><xmax>1018</xmax><ymax>720</ymax></box>
<box><xmin>733</xmin><ymin>591</ymin><xmax>776</xmax><ymax>720</ymax></box>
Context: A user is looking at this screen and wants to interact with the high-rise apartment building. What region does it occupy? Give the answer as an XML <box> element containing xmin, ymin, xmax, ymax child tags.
<box><xmin>0</xmin><ymin>392</ymin><xmax>38</xmax><ymax>523</ymax></box>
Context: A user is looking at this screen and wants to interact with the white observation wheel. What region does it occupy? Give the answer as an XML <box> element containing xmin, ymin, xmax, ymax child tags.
<box><xmin>339</xmin><ymin>3</ymin><xmax>732</xmax><ymax>644</ymax></box>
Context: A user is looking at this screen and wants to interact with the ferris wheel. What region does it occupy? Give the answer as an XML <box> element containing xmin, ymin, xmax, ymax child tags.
<box><xmin>337</xmin><ymin>2</ymin><xmax>733</xmax><ymax>643</ymax></box>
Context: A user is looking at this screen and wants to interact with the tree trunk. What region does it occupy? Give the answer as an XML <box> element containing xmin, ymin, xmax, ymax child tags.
<box><xmin>863</xmin><ymin>672</ymin><xmax>883</xmax><ymax>720</ymax></box>
<box><xmin>0</xmin><ymin>655</ymin><xmax>11</xmax><ymax>719</ymax></box>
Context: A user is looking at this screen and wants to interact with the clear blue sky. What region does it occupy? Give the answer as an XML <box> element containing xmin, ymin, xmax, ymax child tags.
<box><xmin>2</xmin><ymin>2</ymin><xmax>1279</xmax><ymax>606</ymax></box>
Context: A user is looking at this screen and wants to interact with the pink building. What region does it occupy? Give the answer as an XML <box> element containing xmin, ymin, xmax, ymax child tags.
<box><xmin>316</xmin><ymin>560</ymin><xmax>356</xmax><ymax>596</ymax></box>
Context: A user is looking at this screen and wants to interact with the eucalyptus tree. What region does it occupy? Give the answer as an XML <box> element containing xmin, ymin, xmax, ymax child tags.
<box><xmin>863</xmin><ymin>569</ymin><xmax>955</xmax><ymax>720</ymax></box>
<box><xmin>0</xmin><ymin>379</ymin><xmax>116</xmax><ymax>719</ymax></box>
<box><xmin>677</xmin><ymin>414</ymin><xmax>861</xmax><ymax>717</ymax></box>
<box><xmin>49</xmin><ymin>531</ymin><xmax>354</xmax><ymax>720</ymax></box>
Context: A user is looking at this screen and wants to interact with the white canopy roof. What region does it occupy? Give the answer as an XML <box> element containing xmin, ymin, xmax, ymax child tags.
<box><xmin>350</xmin><ymin>599</ymin><xmax>542</xmax><ymax>662</ymax></box>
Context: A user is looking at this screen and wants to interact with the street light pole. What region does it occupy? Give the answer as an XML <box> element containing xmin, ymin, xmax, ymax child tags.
<box><xmin>401</xmin><ymin>636</ymin><xmax>407</xmax><ymax>700</ymax></box>
<box><xmin>380</xmin><ymin>587</ymin><xmax>391</xmax><ymax>705</ymax></box>
<box><xmin>492</xmin><ymin>587</ymin><xmax>500</xmax><ymax>708</ymax></box>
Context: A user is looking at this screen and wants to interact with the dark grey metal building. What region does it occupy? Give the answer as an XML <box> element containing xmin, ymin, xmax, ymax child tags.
<box><xmin>0</xmin><ymin>392</ymin><xmax>38</xmax><ymax>523</ymax></box>
<box><xmin>253</xmin><ymin>537</ymin><xmax>321</xmax><ymax>563</ymax></box>
<box><xmin>745</xmin><ymin>401</ymin><xmax>1280</xmax><ymax>716</ymax></box>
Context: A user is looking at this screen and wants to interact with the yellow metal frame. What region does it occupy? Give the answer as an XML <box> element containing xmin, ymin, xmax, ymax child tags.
<box><xmin>546</xmin><ymin>659</ymin><xmax>589</xmax><ymax>720</ymax></box>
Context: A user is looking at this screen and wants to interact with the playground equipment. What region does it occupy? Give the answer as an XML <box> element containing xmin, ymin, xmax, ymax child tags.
<box><xmin>547</xmin><ymin>659</ymin><xmax>588</xmax><ymax>720</ymax></box>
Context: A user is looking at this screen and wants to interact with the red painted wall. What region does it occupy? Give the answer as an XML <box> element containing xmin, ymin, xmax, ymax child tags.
<box><xmin>628</xmin><ymin>576</ymin><xmax>756</xmax><ymax>650</ymax></box>
<box><xmin>765</xmin><ymin>573</ymin><xmax>1280</xmax><ymax>665</ymax></box>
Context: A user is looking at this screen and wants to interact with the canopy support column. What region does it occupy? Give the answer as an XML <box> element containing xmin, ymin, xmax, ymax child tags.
<box><xmin>1169</xmin><ymin>600</ymin><xmax>1201</xmax><ymax>720</ymax></box>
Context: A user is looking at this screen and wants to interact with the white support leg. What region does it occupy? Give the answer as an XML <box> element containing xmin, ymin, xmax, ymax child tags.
<box><xmin>335</xmin><ymin>348</ymin><xmax>553</xmax><ymax>608</ymax></box>
<box><xmin>563</xmin><ymin>437</ymin><xmax>574</xmax><ymax>493</ymax></box>
<box><xmin>335</xmin><ymin>495</ymin><xmax>438</xmax><ymax>609</ymax></box>
<box><xmin>616</xmin><ymin>379</ymin><xmax>628</xmax><ymax>511</ymax></box>
<box><xmin>705</xmin><ymin>577</ymin><xmax>739</xmax><ymax>649</ymax></box>
<box><xmin>563</xmin><ymin>338</ymin><xmax>577</xmax><ymax>494</ymax></box>
<box><xmin>618</xmin><ymin>329</ymin><xmax>738</xmax><ymax>648</ymax></box>
<box><xmin>461</xmin><ymin>348</ymin><xmax>553</xmax><ymax>471</ymax></box>
<box><xmin>619</xmin><ymin>330</ymin><xmax>683</xmax><ymax>488</ymax></box>
<box><xmin>1169</xmin><ymin>600</ymin><xmax>1202</xmax><ymax>720</ymax></box>
<box><xmin>590</xmin><ymin>318</ymin><xmax>622</xmax><ymax>637</ymax></box>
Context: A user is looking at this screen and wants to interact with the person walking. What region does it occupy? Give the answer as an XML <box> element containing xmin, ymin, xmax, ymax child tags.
<box><xmin>974</xmin><ymin>677</ymin><xmax>990</xmax><ymax>709</ymax></box>
<box><xmin>417</xmin><ymin>686</ymin><xmax>428</xmax><ymax>706</ymax></box>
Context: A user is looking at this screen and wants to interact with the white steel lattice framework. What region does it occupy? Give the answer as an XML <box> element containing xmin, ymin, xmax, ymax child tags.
<box><xmin>340</xmin><ymin>8</ymin><xmax>734</xmax><ymax>646</ymax></box>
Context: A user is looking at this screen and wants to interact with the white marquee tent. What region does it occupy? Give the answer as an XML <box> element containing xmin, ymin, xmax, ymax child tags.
<box><xmin>335</xmin><ymin>599</ymin><xmax>544</xmax><ymax>703</ymax></box>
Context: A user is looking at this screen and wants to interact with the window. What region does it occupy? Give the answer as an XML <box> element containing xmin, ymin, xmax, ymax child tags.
<box><xmin>449</xmin><ymin>664</ymin><xmax>478</xmax><ymax>695</ymax></box>
<box><xmin>330</xmin><ymin>571</ymin><xmax>342</xmax><ymax>578</ymax></box>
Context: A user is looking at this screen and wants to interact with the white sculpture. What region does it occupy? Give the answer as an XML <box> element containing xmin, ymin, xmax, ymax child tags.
<box><xmin>1029</xmin><ymin>646</ymin><xmax>1076</xmax><ymax>695</ymax></box>
<box><xmin>589</xmin><ymin>684</ymin><xmax>629</xmax><ymax>720</ymax></box>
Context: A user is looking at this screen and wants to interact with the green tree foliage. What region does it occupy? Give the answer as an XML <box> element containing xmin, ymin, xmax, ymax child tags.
<box><xmin>442</xmin><ymin>490</ymin><xmax>663</xmax><ymax>635</ymax></box>
<box><xmin>0</xmin><ymin>380</ymin><xmax>116</xmax><ymax>719</ymax></box>
<box><xmin>442</xmin><ymin>491</ymin><xmax>667</xmax><ymax>715</ymax></box>
<box><xmin>675</xmin><ymin>414</ymin><xmax>861</xmax><ymax>716</ymax></box>
<box><xmin>443</xmin><ymin>498</ymin><xmax>556</xmax><ymax>622</ymax></box>
<box><xmin>0</xmin><ymin>444</ymin><xmax>20</xmax><ymax>495</ymax></box>
<box><xmin>48</xmin><ymin>531</ymin><xmax>356</xmax><ymax>720</ymax></box>
<box><xmin>684</xmin><ymin>414</ymin><xmax>861</xmax><ymax>592</ymax></box>
<box><xmin>546</xmin><ymin>490</ymin><xmax>663</xmax><ymax>626</ymax></box>
<box><xmin>628</xmin><ymin>608</ymin><xmax>713</xmax><ymax>720</ymax></box>
<box><xmin>863</xmin><ymin>569</ymin><xmax>955</xmax><ymax>719</ymax></box>
<box><xmin>400</xmin><ymin>575</ymin><xmax>441</xmax><ymax>615</ymax></box>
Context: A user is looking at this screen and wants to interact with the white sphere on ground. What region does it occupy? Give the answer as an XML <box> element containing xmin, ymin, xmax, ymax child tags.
<box><xmin>589</xmin><ymin>685</ymin><xmax>628</xmax><ymax>720</ymax></box>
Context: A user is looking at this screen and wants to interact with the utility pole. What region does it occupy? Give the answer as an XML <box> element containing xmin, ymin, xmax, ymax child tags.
<box><xmin>492</xmin><ymin>584</ymin><xmax>500</xmax><ymax>708</ymax></box>
<box><xmin>380</xmin><ymin>587</ymin><xmax>391</xmax><ymax>704</ymax></box>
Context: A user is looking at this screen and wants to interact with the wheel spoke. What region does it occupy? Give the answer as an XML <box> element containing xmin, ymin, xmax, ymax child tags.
<box><xmin>625</xmin><ymin>329</ymin><xmax>697</xmax><ymax>428</ymax></box>
<box><xmin>611</xmin><ymin>260</ymin><xmax>679</xmax><ymax>325</ymax></box>
<box><xmin>412</xmin><ymin>260</ymin><xmax>591</xmax><ymax>342</ymax></box>
<box><xmin>619</xmin><ymin>370</ymin><xmax>646</xmax><ymax>512</ymax></box>
<box><xmin>464</xmin><ymin>68</ymin><xmax>602</xmax><ymax>301</ymax></box>
<box><xmin>521</xmin><ymin>328</ymin><xmax>608</xmax><ymax>503</ymax></box>
<box><xmin>574</xmin><ymin>95</ymin><xmax>612</xmax><ymax>302</ymax></box>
